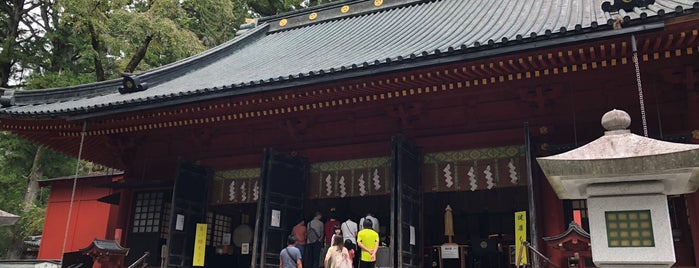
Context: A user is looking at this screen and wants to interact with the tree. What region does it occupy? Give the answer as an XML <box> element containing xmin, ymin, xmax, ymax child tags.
<box><xmin>0</xmin><ymin>0</ymin><xmax>47</xmax><ymax>88</ymax></box>
<box><xmin>245</xmin><ymin>0</ymin><xmax>337</xmax><ymax>17</ymax></box>
<box><xmin>181</xmin><ymin>0</ymin><xmax>246</xmax><ymax>48</ymax></box>
<box><xmin>1</xmin><ymin>0</ymin><xmax>340</xmax><ymax>259</ymax></box>
<box><xmin>0</xmin><ymin>133</ymin><xmax>77</xmax><ymax>259</ymax></box>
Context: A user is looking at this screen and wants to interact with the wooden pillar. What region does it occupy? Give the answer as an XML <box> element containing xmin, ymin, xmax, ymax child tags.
<box><xmin>533</xmin><ymin>126</ymin><xmax>565</xmax><ymax>267</ymax></box>
<box><xmin>539</xmin><ymin>172</ymin><xmax>565</xmax><ymax>268</ymax></box>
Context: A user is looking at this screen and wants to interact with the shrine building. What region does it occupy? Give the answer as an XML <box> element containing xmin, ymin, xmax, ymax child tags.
<box><xmin>1</xmin><ymin>0</ymin><xmax>699</xmax><ymax>267</ymax></box>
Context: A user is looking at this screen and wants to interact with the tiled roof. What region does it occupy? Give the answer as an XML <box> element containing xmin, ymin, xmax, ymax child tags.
<box><xmin>1</xmin><ymin>0</ymin><xmax>698</xmax><ymax>118</ymax></box>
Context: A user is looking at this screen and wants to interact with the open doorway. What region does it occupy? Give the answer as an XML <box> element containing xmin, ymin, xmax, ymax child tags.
<box><xmin>424</xmin><ymin>187</ymin><xmax>528</xmax><ymax>268</ymax></box>
<box><xmin>205</xmin><ymin>203</ymin><xmax>257</xmax><ymax>268</ymax></box>
<box><xmin>304</xmin><ymin>195</ymin><xmax>391</xmax><ymax>244</ymax></box>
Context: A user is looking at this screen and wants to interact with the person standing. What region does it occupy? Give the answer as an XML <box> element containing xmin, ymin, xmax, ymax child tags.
<box><xmin>341</xmin><ymin>217</ymin><xmax>359</xmax><ymax>266</ymax></box>
<box><xmin>324</xmin><ymin>236</ymin><xmax>352</xmax><ymax>268</ymax></box>
<box><xmin>306</xmin><ymin>211</ymin><xmax>324</xmax><ymax>268</ymax></box>
<box><xmin>280</xmin><ymin>234</ymin><xmax>303</xmax><ymax>268</ymax></box>
<box><xmin>331</xmin><ymin>225</ymin><xmax>342</xmax><ymax>244</ymax></box>
<box><xmin>324</xmin><ymin>209</ymin><xmax>341</xmax><ymax>245</ymax></box>
<box><xmin>359</xmin><ymin>213</ymin><xmax>379</xmax><ymax>233</ymax></box>
<box><xmin>357</xmin><ymin>219</ymin><xmax>379</xmax><ymax>268</ymax></box>
<box><xmin>292</xmin><ymin>218</ymin><xmax>307</xmax><ymax>257</ymax></box>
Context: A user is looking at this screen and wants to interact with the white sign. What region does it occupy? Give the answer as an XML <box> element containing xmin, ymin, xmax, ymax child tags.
<box><xmin>222</xmin><ymin>232</ymin><xmax>231</xmax><ymax>245</ymax></box>
<box><xmin>271</xmin><ymin>209</ymin><xmax>281</xmax><ymax>227</ymax></box>
<box><xmin>241</xmin><ymin>243</ymin><xmax>250</xmax><ymax>254</ymax></box>
<box><xmin>441</xmin><ymin>245</ymin><xmax>459</xmax><ymax>259</ymax></box>
<box><xmin>409</xmin><ymin>226</ymin><xmax>416</xmax><ymax>246</ymax></box>
<box><xmin>175</xmin><ymin>214</ymin><xmax>185</xmax><ymax>231</ymax></box>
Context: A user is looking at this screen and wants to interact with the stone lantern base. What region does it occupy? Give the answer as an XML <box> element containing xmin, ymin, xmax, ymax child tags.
<box><xmin>587</xmin><ymin>193</ymin><xmax>674</xmax><ymax>268</ymax></box>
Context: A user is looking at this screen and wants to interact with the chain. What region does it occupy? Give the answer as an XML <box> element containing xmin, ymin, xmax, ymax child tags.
<box><xmin>631</xmin><ymin>35</ymin><xmax>649</xmax><ymax>137</ymax></box>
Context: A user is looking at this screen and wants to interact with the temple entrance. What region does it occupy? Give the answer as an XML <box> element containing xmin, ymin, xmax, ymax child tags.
<box><xmin>423</xmin><ymin>187</ymin><xmax>528</xmax><ymax>268</ymax></box>
<box><xmin>251</xmin><ymin>149</ymin><xmax>308</xmax><ymax>268</ymax></box>
<box><xmin>165</xmin><ymin>162</ymin><xmax>212</xmax><ymax>268</ymax></box>
<box><xmin>205</xmin><ymin>203</ymin><xmax>257</xmax><ymax>268</ymax></box>
<box><xmin>391</xmin><ymin>136</ymin><xmax>422</xmax><ymax>268</ymax></box>
<box><xmin>303</xmin><ymin>195</ymin><xmax>391</xmax><ymax>242</ymax></box>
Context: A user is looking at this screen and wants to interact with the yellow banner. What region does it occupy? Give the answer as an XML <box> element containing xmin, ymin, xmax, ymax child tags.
<box><xmin>514</xmin><ymin>211</ymin><xmax>528</xmax><ymax>265</ymax></box>
<box><xmin>193</xmin><ymin>223</ymin><xmax>207</xmax><ymax>266</ymax></box>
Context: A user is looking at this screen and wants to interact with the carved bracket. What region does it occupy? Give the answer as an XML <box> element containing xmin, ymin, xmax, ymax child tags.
<box><xmin>279</xmin><ymin>117</ymin><xmax>312</xmax><ymax>140</ymax></box>
<box><xmin>106</xmin><ymin>135</ymin><xmax>145</xmax><ymax>169</ymax></box>
<box><xmin>385</xmin><ymin>102</ymin><xmax>424</xmax><ymax>130</ymax></box>
<box><xmin>518</xmin><ymin>85</ymin><xmax>562</xmax><ymax>113</ymax></box>
<box><xmin>191</xmin><ymin>129</ymin><xmax>214</xmax><ymax>151</ymax></box>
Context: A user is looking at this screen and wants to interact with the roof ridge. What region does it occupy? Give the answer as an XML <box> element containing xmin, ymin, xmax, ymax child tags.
<box><xmin>138</xmin><ymin>23</ymin><xmax>270</xmax><ymax>86</ymax></box>
<box><xmin>1</xmin><ymin>23</ymin><xmax>271</xmax><ymax>108</ymax></box>
<box><xmin>258</xmin><ymin>0</ymin><xmax>364</xmax><ymax>22</ymax></box>
<box><xmin>261</xmin><ymin>0</ymin><xmax>430</xmax><ymax>33</ymax></box>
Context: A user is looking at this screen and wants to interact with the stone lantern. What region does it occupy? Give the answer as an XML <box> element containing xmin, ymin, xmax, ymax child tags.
<box><xmin>537</xmin><ymin>109</ymin><xmax>699</xmax><ymax>268</ymax></box>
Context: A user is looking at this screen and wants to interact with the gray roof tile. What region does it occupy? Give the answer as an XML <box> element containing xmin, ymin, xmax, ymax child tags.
<box><xmin>1</xmin><ymin>0</ymin><xmax>698</xmax><ymax>118</ymax></box>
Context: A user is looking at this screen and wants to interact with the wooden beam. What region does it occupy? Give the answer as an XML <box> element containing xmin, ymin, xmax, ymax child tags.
<box><xmin>558</xmin><ymin>51</ymin><xmax>568</xmax><ymax>65</ymax></box>
<box><xmin>642</xmin><ymin>37</ymin><xmax>651</xmax><ymax>52</ymax></box>
<box><xmin>525</xmin><ymin>56</ymin><xmax>538</xmax><ymax>70</ymax></box>
<box><xmin>689</xmin><ymin>30</ymin><xmax>699</xmax><ymax>46</ymax></box>
<box><xmin>664</xmin><ymin>34</ymin><xmax>674</xmax><ymax>50</ymax></box>
<box><xmin>567</xmin><ymin>50</ymin><xmax>577</xmax><ymax>64</ymax></box>
<box><xmin>578</xmin><ymin>48</ymin><xmax>587</xmax><ymax>62</ymax></box>
<box><xmin>600</xmin><ymin>44</ymin><xmax>607</xmax><ymax>58</ymax></box>
<box><xmin>585</xmin><ymin>47</ymin><xmax>595</xmax><ymax>61</ymax></box>
<box><xmin>676</xmin><ymin>32</ymin><xmax>687</xmax><ymax>48</ymax></box>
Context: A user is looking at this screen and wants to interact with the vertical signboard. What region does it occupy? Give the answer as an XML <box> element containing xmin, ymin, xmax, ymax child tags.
<box><xmin>515</xmin><ymin>211</ymin><xmax>528</xmax><ymax>265</ymax></box>
<box><xmin>193</xmin><ymin>223</ymin><xmax>207</xmax><ymax>266</ymax></box>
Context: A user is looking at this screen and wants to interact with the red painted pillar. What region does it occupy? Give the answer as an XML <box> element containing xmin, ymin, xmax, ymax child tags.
<box><xmin>539</xmin><ymin>172</ymin><xmax>565</xmax><ymax>268</ymax></box>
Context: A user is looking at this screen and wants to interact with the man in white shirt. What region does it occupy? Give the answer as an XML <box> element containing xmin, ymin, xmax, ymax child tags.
<box><xmin>341</xmin><ymin>216</ymin><xmax>359</xmax><ymax>266</ymax></box>
<box><xmin>359</xmin><ymin>213</ymin><xmax>379</xmax><ymax>233</ymax></box>
<box><xmin>341</xmin><ymin>217</ymin><xmax>358</xmax><ymax>245</ymax></box>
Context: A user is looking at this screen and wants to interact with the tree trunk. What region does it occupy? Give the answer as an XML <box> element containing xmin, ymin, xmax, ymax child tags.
<box><xmin>4</xmin><ymin>145</ymin><xmax>44</xmax><ymax>259</ymax></box>
<box><xmin>23</xmin><ymin>145</ymin><xmax>44</xmax><ymax>210</ymax></box>
<box><xmin>124</xmin><ymin>35</ymin><xmax>153</xmax><ymax>73</ymax></box>
<box><xmin>87</xmin><ymin>22</ymin><xmax>106</xmax><ymax>81</ymax></box>
<box><xmin>0</xmin><ymin>0</ymin><xmax>26</xmax><ymax>87</ymax></box>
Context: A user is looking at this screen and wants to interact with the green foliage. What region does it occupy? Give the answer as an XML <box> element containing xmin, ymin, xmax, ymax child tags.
<box><xmin>181</xmin><ymin>0</ymin><xmax>246</xmax><ymax>47</ymax></box>
<box><xmin>25</xmin><ymin>70</ymin><xmax>96</xmax><ymax>90</ymax></box>
<box><xmin>0</xmin><ymin>205</ymin><xmax>46</xmax><ymax>259</ymax></box>
<box><xmin>0</xmin><ymin>0</ymin><xmax>341</xmax><ymax>259</ymax></box>
<box><xmin>245</xmin><ymin>0</ymin><xmax>337</xmax><ymax>16</ymax></box>
<box><xmin>246</xmin><ymin>0</ymin><xmax>302</xmax><ymax>16</ymax></box>
<box><xmin>0</xmin><ymin>132</ymin><xmax>81</xmax><ymax>258</ymax></box>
